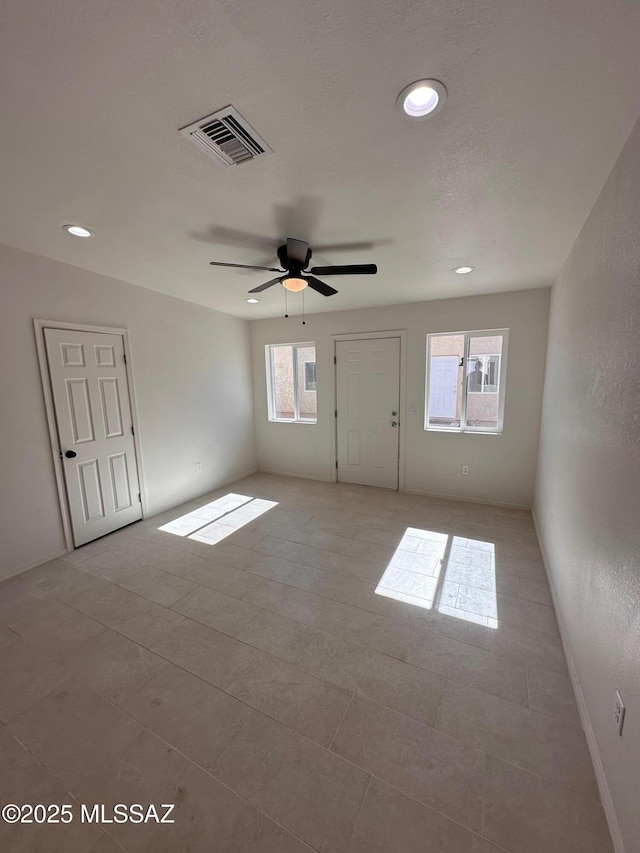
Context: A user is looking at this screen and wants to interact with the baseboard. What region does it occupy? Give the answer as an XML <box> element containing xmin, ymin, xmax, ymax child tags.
<box><xmin>257</xmin><ymin>467</ymin><xmax>333</xmax><ymax>483</ymax></box>
<box><xmin>217</xmin><ymin>466</ymin><xmax>259</xmax><ymax>488</ymax></box>
<box><xmin>531</xmin><ymin>509</ymin><xmax>626</xmax><ymax>853</ymax></box>
<box><xmin>403</xmin><ymin>487</ymin><xmax>531</xmax><ymax>511</ymax></box>
<box><xmin>1</xmin><ymin>548</ymin><xmax>68</xmax><ymax>584</ymax></box>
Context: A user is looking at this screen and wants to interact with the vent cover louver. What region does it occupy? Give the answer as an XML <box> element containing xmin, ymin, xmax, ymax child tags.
<box><xmin>180</xmin><ymin>106</ymin><xmax>273</xmax><ymax>168</ymax></box>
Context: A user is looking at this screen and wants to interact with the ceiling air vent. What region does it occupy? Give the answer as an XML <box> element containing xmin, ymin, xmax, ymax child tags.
<box><xmin>179</xmin><ymin>106</ymin><xmax>273</xmax><ymax>168</ymax></box>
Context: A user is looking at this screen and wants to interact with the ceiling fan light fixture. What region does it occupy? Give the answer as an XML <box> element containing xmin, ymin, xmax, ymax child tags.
<box><xmin>453</xmin><ymin>265</ymin><xmax>475</xmax><ymax>274</ymax></box>
<box><xmin>282</xmin><ymin>276</ymin><xmax>308</xmax><ymax>292</ymax></box>
<box><xmin>398</xmin><ymin>79</ymin><xmax>447</xmax><ymax>119</ymax></box>
<box><xmin>63</xmin><ymin>224</ymin><xmax>93</xmax><ymax>238</ymax></box>
<box><xmin>245</xmin><ymin>298</ymin><xmax>259</xmax><ymax>303</ymax></box>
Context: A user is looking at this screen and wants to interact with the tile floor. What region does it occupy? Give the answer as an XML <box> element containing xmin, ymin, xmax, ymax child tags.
<box><xmin>0</xmin><ymin>473</ymin><xmax>613</xmax><ymax>852</ymax></box>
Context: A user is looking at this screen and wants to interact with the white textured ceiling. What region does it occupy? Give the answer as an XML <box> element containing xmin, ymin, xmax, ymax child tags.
<box><xmin>1</xmin><ymin>0</ymin><xmax>640</xmax><ymax>319</ymax></box>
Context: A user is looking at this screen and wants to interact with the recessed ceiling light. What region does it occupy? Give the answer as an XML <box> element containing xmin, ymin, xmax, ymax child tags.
<box><xmin>398</xmin><ymin>80</ymin><xmax>447</xmax><ymax>119</ymax></box>
<box><xmin>246</xmin><ymin>298</ymin><xmax>259</xmax><ymax>303</ymax></box>
<box><xmin>453</xmin><ymin>266</ymin><xmax>475</xmax><ymax>274</ymax></box>
<box><xmin>63</xmin><ymin>224</ymin><xmax>93</xmax><ymax>238</ymax></box>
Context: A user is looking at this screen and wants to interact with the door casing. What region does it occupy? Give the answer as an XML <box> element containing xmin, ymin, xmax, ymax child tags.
<box><xmin>34</xmin><ymin>319</ymin><xmax>146</xmax><ymax>553</ymax></box>
<box><xmin>330</xmin><ymin>330</ymin><xmax>407</xmax><ymax>490</ymax></box>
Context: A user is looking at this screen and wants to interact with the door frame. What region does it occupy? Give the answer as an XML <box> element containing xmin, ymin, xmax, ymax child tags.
<box><xmin>330</xmin><ymin>330</ymin><xmax>407</xmax><ymax>491</ymax></box>
<box><xmin>34</xmin><ymin>319</ymin><xmax>146</xmax><ymax>553</ymax></box>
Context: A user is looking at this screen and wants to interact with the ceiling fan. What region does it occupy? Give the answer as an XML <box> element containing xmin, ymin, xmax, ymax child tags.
<box><xmin>209</xmin><ymin>237</ymin><xmax>377</xmax><ymax>297</ymax></box>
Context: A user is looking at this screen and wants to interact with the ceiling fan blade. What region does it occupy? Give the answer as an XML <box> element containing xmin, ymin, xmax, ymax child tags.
<box><xmin>210</xmin><ymin>261</ymin><xmax>281</xmax><ymax>272</ymax></box>
<box><xmin>313</xmin><ymin>241</ymin><xmax>376</xmax><ymax>252</ymax></box>
<box><xmin>305</xmin><ymin>276</ymin><xmax>338</xmax><ymax>297</ymax></box>
<box><xmin>309</xmin><ymin>264</ymin><xmax>377</xmax><ymax>276</ymax></box>
<box><xmin>248</xmin><ymin>277</ymin><xmax>283</xmax><ymax>293</ymax></box>
<box><xmin>286</xmin><ymin>238</ymin><xmax>310</xmax><ymax>265</ymax></box>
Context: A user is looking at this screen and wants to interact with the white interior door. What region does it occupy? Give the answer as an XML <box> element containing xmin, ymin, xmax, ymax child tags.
<box><xmin>44</xmin><ymin>328</ymin><xmax>142</xmax><ymax>546</ymax></box>
<box><xmin>336</xmin><ymin>337</ymin><xmax>400</xmax><ymax>489</ymax></box>
<box><xmin>429</xmin><ymin>356</ymin><xmax>458</xmax><ymax>418</ymax></box>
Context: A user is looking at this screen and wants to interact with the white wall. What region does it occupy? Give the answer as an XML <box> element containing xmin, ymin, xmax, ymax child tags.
<box><xmin>534</xmin><ymin>118</ymin><xmax>640</xmax><ymax>853</ymax></box>
<box><xmin>0</xmin><ymin>244</ymin><xmax>256</xmax><ymax>580</ymax></box>
<box><xmin>251</xmin><ymin>288</ymin><xmax>549</xmax><ymax>507</ymax></box>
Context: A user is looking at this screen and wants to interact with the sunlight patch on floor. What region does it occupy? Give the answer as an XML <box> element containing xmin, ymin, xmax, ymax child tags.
<box><xmin>375</xmin><ymin>529</ymin><xmax>498</xmax><ymax>627</ymax></box>
<box><xmin>158</xmin><ymin>494</ymin><xmax>277</xmax><ymax>543</ymax></box>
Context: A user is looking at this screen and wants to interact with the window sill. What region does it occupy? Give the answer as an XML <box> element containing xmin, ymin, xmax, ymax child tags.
<box><xmin>425</xmin><ymin>427</ymin><xmax>502</xmax><ymax>436</ymax></box>
<box><xmin>269</xmin><ymin>418</ymin><xmax>317</xmax><ymax>425</ymax></box>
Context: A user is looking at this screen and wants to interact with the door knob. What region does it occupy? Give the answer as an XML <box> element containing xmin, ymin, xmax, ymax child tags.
<box><xmin>391</xmin><ymin>421</ymin><xmax>398</xmax><ymax>427</ymax></box>
<box><xmin>65</xmin><ymin>450</ymin><xmax>77</xmax><ymax>458</ymax></box>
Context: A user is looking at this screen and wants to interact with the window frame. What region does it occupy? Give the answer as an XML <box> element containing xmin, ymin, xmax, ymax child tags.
<box><xmin>303</xmin><ymin>360</ymin><xmax>317</xmax><ymax>392</ymax></box>
<box><xmin>265</xmin><ymin>342</ymin><xmax>317</xmax><ymax>424</ymax></box>
<box><xmin>466</xmin><ymin>353</ymin><xmax>501</xmax><ymax>395</ymax></box>
<box><xmin>425</xmin><ymin>329</ymin><xmax>508</xmax><ymax>434</ymax></box>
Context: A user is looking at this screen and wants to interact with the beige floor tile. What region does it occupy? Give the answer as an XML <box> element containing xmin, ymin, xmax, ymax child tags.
<box><xmin>436</xmin><ymin>683</ymin><xmax>597</xmax><ymax>792</ymax></box>
<box><xmin>349</xmin><ymin>777</ymin><xmax>501</xmax><ymax>853</ymax></box>
<box><xmin>405</xmin><ymin>628</ymin><xmax>529</xmax><ymax>706</ymax></box>
<box><xmin>0</xmin><ymin>623</ymin><xmax>20</xmax><ymax>651</ymax></box>
<box><xmin>5</xmin><ymin>474</ymin><xmax>600</xmax><ymax>853</ymax></box>
<box><xmin>319</xmin><ymin>641</ymin><xmax>444</xmax><ymax>726</ymax></box>
<box><xmin>118</xmin><ymin>662</ymin><xmax>252</xmax><ymax>771</ymax></box>
<box><xmin>483</xmin><ymin>756</ymin><xmax>613</xmax><ymax>853</ymax></box>
<box><xmin>115</xmin><ymin>564</ymin><xmax>197</xmax><ymax>606</ymax></box>
<box><xmin>91</xmin><ymin>728</ymin><xmax>313</xmax><ymax>853</ymax></box>
<box><xmin>54</xmin><ymin>572</ymin><xmax>154</xmax><ymax>627</ymax></box>
<box><xmin>63</xmin><ymin>628</ymin><xmax>167</xmax><ymax>704</ymax></box>
<box><xmin>8</xmin><ymin>679</ymin><xmax>143</xmax><ymax>797</ymax></box>
<box><xmin>0</xmin><ymin>637</ymin><xmax>68</xmax><ymax>722</ymax></box>
<box><xmin>485</xmin><ymin>621</ymin><xmax>568</xmax><ymax>673</ymax></box>
<box><xmin>0</xmin><ymin>762</ymin><xmax>102</xmax><ymax>853</ymax></box>
<box><xmin>332</xmin><ymin>695</ymin><xmax>485</xmax><ymax>831</ymax></box>
<box><xmin>170</xmin><ymin>585</ymin><xmax>260</xmax><ymax>635</ymax></box>
<box><xmin>236</xmin><ymin>608</ymin><xmax>347</xmax><ymax>673</ymax></box>
<box><xmin>527</xmin><ymin>665</ymin><xmax>581</xmax><ymax>724</ymax></box>
<box><xmin>518</xmin><ymin>576</ymin><xmax>553</xmax><ymax>605</ymax></box>
<box><xmin>111</xmin><ymin>602</ymin><xmax>186</xmax><ymax>648</ymax></box>
<box><xmin>252</xmin><ymin>534</ymin><xmax>318</xmax><ymax>565</ymax></box>
<box><xmin>226</xmin><ymin>646</ymin><xmax>352</xmax><ymax>746</ymax></box>
<box><xmin>243</xmin><ymin>576</ymin><xmax>330</xmax><ymax>624</ymax></box>
<box><xmin>245</xmin><ymin>554</ymin><xmax>323</xmax><ymax>588</ymax></box>
<box><xmin>148</xmin><ymin>618</ymin><xmax>252</xmax><ymax>689</ymax></box>
<box><xmin>214</xmin><ymin>712</ymin><xmax>370</xmax><ymax>853</ymax></box>
<box><xmin>496</xmin><ymin>592</ymin><xmax>559</xmax><ymax>636</ymax></box>
<box><xmin>9</xmin><ymin>598</ymin><xmax>105</xmax><ymax>660</ymax></box>
<box><xmin>0</xmin><ymin>576</ymin><xmax>50</xmax><ymax>623</ymax></box>
<box><xmin>304</xmin><ymin>547</ymin><xmax>384</xmax><ymax>583</ymax></box>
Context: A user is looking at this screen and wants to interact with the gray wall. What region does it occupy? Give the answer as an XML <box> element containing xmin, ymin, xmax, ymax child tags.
<box><xmin>534</xmin><ymin>117</ymin><xmax>640</xmax><ymax>852</ymax></box>
<box><xmin>251</xmin><ymin>287</ymin><xmax>550</xmax><ymax>507</ymax></box>
<box><xmin>0</xmin><ymin>244</ymin><xmax>256</xmax><ymax>579</ymax></box>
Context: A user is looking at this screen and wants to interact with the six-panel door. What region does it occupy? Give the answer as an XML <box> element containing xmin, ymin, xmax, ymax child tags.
<box><xmin>335</xmin><ymin>337</ymin><xmax>400</xmax><ymax>489</ymax></box>
<box><xmin>44</xmin><ymin>328</ymin><xmax>142</xmax><ymax>546</ymax></box>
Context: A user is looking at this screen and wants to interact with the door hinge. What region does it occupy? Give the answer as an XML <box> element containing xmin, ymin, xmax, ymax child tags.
<box><xmin>334</xmin><ymin>356</ymin><xmax>337</xmax><ymax>365</ymax></box>
<box><xmin>131</xmin><ymin>425</ymin><xmax>135</xmax><ymax>436</ymax></box>
<box><xmin>138</xmin><ymin>493</ymin><xmax>142</xmax><ymax>503</ymax></box>
<box><xmin>123</xmin><ymin>353</ymin><xmax>127</xmax><ymax>365</ymax></box>
<box><xmin>335</xmin><ymin>409</ymin><xmax>337</xmax><ymax>418</ymax></box>
<box><xmin>335</xmin><ymin>461</ymin><xmax>338</xmax><ymax>469</ymax></box>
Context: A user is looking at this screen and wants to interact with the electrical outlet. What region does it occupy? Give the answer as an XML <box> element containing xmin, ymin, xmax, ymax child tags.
<box><xmin>614</xmin><ymin>690</ymin><xmax>625</xmax><ymax>736</ymax></box>
<box><xmin>196</xmin><ymin>461</ymin><xmax>203</xmax><ymax>472</ymax></box>
<box><xmin>461</xmin><ymin>465</ymin><xmax>470</xmax><ymax>476</ymax></box>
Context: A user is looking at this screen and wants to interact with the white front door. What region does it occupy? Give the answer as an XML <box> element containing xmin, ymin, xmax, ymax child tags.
<box><xmin>44</xmin><ymin>328</ymin><xmax>142</xmax><ymax>546</ymax></box>
<box><xmin>429</xmin><ymin>356</ymin><xmax>458</xmax><ymax>418</ymax></box>
<box><xmin>336</xmin><ymin>337</ymin><xmax>400</xmax><ymax>489</ymax></box>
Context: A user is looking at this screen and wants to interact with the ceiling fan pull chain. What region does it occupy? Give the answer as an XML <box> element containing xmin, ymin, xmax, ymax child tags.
<box><xmin>302</xmin><ymin>290</ymin><xmax>306</xmax><ymax>325</ymax></box>
<box><xmin>284</xmin><ymin>288</ymin><xmax>289</xmax><ymax>318</ymax></box>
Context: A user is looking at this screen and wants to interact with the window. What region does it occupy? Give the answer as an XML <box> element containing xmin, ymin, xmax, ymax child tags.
<box><xmin>303</xmin><ymin>361</ymin><xmax>317</xmax><ymax>391</ymax></box>
<box><xmin>425</xmin><ymin>330</ymin><xmax>508</xmax><ymax>433</ymax></box>
<box><xmin>266</xmin><ymin>343</ymin><xmax>317</xmax><ymax>422</ymax></box>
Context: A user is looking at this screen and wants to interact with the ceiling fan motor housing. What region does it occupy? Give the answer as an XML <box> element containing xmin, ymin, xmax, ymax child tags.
<box><xmin>277</xmin><ymin>243</ymin><xmax>311</xmax><ymax>272</ymax></box>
